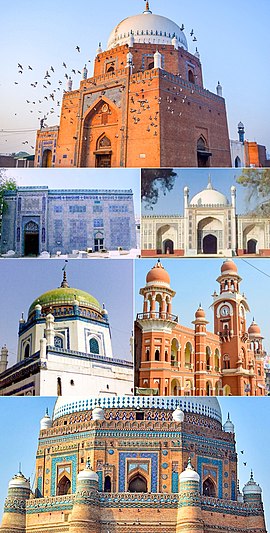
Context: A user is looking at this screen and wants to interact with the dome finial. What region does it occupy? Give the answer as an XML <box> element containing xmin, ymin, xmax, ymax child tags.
<box><xmin>61</xmin><ymin>261</ymin><xmax>69</xmax><ymax>288</ymax></box>
<box><xmin>143</xmin><ymin>0</ymin><xmax>152</xmax><ymax>13</ymax></box>
<box><xmin>207</xmin><ymin>174</ymin><xmax>213</xmax><ymax>190</ymax></box>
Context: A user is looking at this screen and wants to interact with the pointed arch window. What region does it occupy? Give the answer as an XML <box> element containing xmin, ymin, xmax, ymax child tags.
<box><xmin>90</xmin><ymin>338</ymin><xmax>100</xmax><ymax>354</ymax></box>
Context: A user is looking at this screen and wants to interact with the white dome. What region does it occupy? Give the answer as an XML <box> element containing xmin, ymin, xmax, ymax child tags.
<box><xmin>107</xmin><ymin>8</ymin><xmax>188</xmax><ymax>51</ymax></box>
<box><xmin>190</xmin><ymin>181</ymin><xmax>228</xmax><ymax>207</ymax></box>
<box><xmin>8</xmin><ymin>472</ymin><xmax>30</xmax><ymax>490</ymax></box>
<box><xmin>40</xmin><ymin>408</ymin><xmax>52</xmax><ymax>430</ymax></box>
<box><xmin>243</xmin><ymin>472</ymin><xmax>262</xmax><ymax>496</ymax></box>
<box><xmin>180</xmin><ymin>459</ymin><xmax>200</xmax><ymax>483</ymax></box>
<box><xmin>223</xmin><ymin>413</ymin><xmax>234</xmax><ymax>433</ymax></box>
<box><xmin>77</xmin><ymin>460</ymin><xmax>99</xmax><ymax>483</ymax></box>
<box><xmin>53</xmin><ymin>396</ymin><xmax>222</xmax><ymax>423</ymax></box>
<box><xmin>172</xmin><ymin>406</ymin><xmax>184</xmax><ymax>422</ymax></box>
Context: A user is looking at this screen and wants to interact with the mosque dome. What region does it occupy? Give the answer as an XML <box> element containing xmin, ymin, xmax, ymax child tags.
<box><xmin>190</xmin><ymin>180</ymin><xmax>228</xmax><ymax>207</ymax></box>
<box><xmin>77</xmin><ymin>460</ymin><xmax>99</xmax><ymax>483</ymax></box>
<box><xmin>243</xmin><ymin>472</ymin><xmax>262</xmax><ymax>496</ymax></box>
<box><xmin>52</xmin><ymin>396</ymin><xmax>222</xmax><ymax>424</ymax></box>
<box><xmin>195</xmin><ymin>306</ymin><xmax>206</xmax><ymax>319</ymax></box>
<box><xmin>92</xmin><ymin>407</ymin><xmax>105</xmax><ymax>421</ymax></box>
<box><xmin>248</xmin><ymin>320</ymin><xmax>261</xmax><ymax>337</ymax></box>
<box><xmin>146</xmin><ymin>260</ymin><xmax>170</xmax><ymax>286</ymax></box>
<box><xmin>107</xmin><ymin>2</ymin><xmax>188</xmax><ymax>51</ymax></box>
<box><xmin>223</xmin><ymin>413</ymin><xmax>235</xmax><ymax>433</ymax></box>
<box><xmin>180</xmin><ymin>458</ymin><xmax>200</xmax><ymax>483</ymax></box>
<box><xmin>28</xmin><ymin>272</ymin><xmax>102</xmax><ymax>318</ymax></box>
<box><xmin>8</xmin><ymin>472</ymin><xmax>30</xmax><ymax>490</ymax></box>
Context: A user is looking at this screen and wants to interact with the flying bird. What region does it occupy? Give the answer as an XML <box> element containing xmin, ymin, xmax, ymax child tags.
<box><xmin>63</xmin><ymin>62</ymin><xmax>67</xmax><ymax>68</ymax></box>
<box><xmin>28</xmin><ymin>65</ymin><xmax>33</xmax><ymax>70</ymax></box>
<box><xmin>18</xmin><ymin>63</ymin><xmax>23</xmax><ymax>70</ymax></box>
<box><xmin>76</xmin><ymin>46</ymin><xmax>80</xmax><ymax>52</ymax></box>
<box><xmin>190</xmin><ymin>29</ymin><xmax>194</xmax><ymax>36</ymax></box>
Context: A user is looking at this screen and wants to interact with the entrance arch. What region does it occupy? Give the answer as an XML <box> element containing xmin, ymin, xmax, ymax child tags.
<box><xmin>42</xmin><ymin>149</ymin><xmax>52</xmax><ymax>168</ymax></box>
<box><xmin>164</xmin><ymin>239</ymin><xmax>174</xmax><ymax>254</ymax></box>
<box><xmin>203</xmin><ymin>234</ymin><xmax>217</xmax><ymax>254</ymax></box>
<box><xmin>235</xmin><ymin>156</ymin><xmax>241</xmax><ymax>167</ymax></box>
<box><xmin>56</xmin><ymin>475</ymin><xmax>71</xmax><ymax>496</ymax></box>
<box><xmin>128</xmin><ymin>474</ymin><xmax>147</xmax><ymax>493</ymax></box>
<box><xmin>197</xmin><ymin>136</ymin><xmax>211</xmax><ymax>167</ymax></box>
<box><xmin>247</xmin><ymin>239</ymin><xmax>257</xmax><ymax>254</ymax></box>
<box><xmin>95</xmin><ymin>134</ymin><xmax>112</xmax><ymax>167</ymax></box>
<box><xmin>24</xmin><ymin>221</ymin><xmax>39</xmax><ymax>256</ymax></box>
<box><xmin>203</xmin><ymin>477</ymin><xmax>216</xmax><ymax>497</ymax></box>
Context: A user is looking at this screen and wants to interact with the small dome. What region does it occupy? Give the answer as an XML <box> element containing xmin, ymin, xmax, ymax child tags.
<box><xmin>107</xmin><ymin>4</ymin><xmax>188</xmax><ymax>51</ymax></box>
<box><xmin>243</xmin><ymin>471</ymin><xmax>262</xmax><ymax>496</ymax></box>
<box><xmin>40</xmin><ymin>408</ymin><xmax>52</xmax><ymax>430</ymax></box>
<box><xmin>248</xmin><ymin>320</ymin><xmax>261</xmax><ymax>337</ymax></box>
<box><xmin>92</xmin><ymin>407</ymin><xmax>105</xmax><ymax>421</ymax></box>
<box><xmin>8</xmin><ymin>472</ymin><xmax>30</xmax><ymax>490</ymax></box>
<box><xmin>238</xmin><ymin>121</ymin><xmax>244</xmax><ymax>128</ymax></box>
<box><xmin>190</xmin><ymin>179</ymin><xmax>228</xmax><ymax>207</ymax></box>
<box><xmin>221</xmin><ymin>259</ymin><xmax>238</xmax><ymax>274</ymax></box>
<box><xmin>146</xmin><ymin>260</ymin><xmax>170</xmax><ymax>286</ymax></box>
<box><xmin>172</xmin><ymin>406</ymin><xmax>184</xmax><ymax>422</ymax></box>
<box><xmin>180</xmin><ymin>458</ymin><xmax>200</xmax><ymax>483</ymax></box>
<box><xmin>77</xmin><ymin>460</ymin><xmax>99</xmax><ymax>483</ymax></box>
<box><xmin>223</xmin><ymin>413</ymin><xmax>234</xmax><ymax>433</ymax></box>
<box><xmin>195</xmin><ymin>306</ymin><xmax>205</xmax><ymax>319</ymax></box>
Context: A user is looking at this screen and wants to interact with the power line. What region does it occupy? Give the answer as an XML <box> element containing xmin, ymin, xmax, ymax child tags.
<box><xmin>239</xmin><ymin>258</ymin><xmax>270</xmax><ymax>279</ymax></box>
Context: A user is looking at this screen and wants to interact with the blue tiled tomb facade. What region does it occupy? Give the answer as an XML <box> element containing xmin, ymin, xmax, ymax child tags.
<box><xmin>1</xmin><ymin>187</ymin><xmax>136</xmax><ymax>256</ymax></box>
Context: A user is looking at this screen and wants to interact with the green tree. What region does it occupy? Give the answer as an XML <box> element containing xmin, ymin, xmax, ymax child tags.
<box><xmin>141</xmin><ymin>168</ymin><xmax>177</xmax><ymax>209</ymax></box>
<box><xmin>0</xmin><ymin>170</ymin><xmax>17</xmax><ymax>234</ymax></box>
<box><xmin>237</xmin><ymin>168</ymin><xmax>270</xmax><ymax>215</ymax></box>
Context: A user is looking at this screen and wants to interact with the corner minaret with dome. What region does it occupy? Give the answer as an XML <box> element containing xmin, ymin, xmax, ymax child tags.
<box><xmin>135</xmin><ymin>259</ymin><xmax>266</xmax><ymax>396</ymax></box>
<box><xmin>35</xmin><ymin>0</ymin><xmax>231</xmax><ymax>168</ymax></box>
<box><xmin>0</xmin><ymin>396</ymin><xmax>267</xmax><ymax>533</ymax></box>
<box><xmin>0</xmin><ymin>270</ymin><xmax>133</xmax><ymax>397</ymax></box>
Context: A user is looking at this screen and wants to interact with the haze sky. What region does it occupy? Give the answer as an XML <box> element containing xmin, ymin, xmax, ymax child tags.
<box><xmin>135</xmin><ymin>258</ymin><xmax>270</xmax><ymax>353</ymax></box>
<box><xmin>0</xmin><ymin>259</ymin><xmax>134</xmax><ymax>366</ymax></box>
<box><xmin>0</xmin><ymin>0</ymin><xmax>270</xmax><ymax>154</ymax></box>
<box><xmin>0</xmin><ymin>396</ymin><xmax>268</xmax><ymax>530</ymax></box>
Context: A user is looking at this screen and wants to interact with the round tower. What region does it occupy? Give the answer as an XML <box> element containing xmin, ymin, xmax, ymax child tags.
<box><xmin>176</xmin><ymin>458</ymin><xmax>203</xmax><ymax>533</ymax></box>
<box><xmin>0</xmin><ymin>472</ymin><xmax>30</xmax><ymax>532</ymax></box>
<box><xmin>238</xmin><ymin>121</ymin><xmax>245</xmax><ymax>143</ymax></box>
<box><xmin>243</xmin><ymin>471</ymin><xmax>262</xmax><ymax>505</ymax></box>
<box><xmin>68</xmin><ymin>459</ymin><xmax>100</xmax><ymax>533</ymax></box>
<box><xmin>192</xmin><ymin>305</ymin><xmax>209</xmax><ymax>395</ymax></box>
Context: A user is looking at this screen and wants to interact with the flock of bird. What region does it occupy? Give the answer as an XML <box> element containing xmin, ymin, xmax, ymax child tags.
<box><xmin>5</xmin><ymin>28</ymin><xmax>201</xmax><ymax>151</ymax></box>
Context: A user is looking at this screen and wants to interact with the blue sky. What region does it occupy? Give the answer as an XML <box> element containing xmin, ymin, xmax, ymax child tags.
<box><xmin>142</xmin><ymin>168</ymin><xmax>259</xmax><ymax>215</ymax></box>
<box><xmin>3</xmin><ymin>168</ymin><xmax>141</xmax><ymax>215</ymax></box>
<box><xmin>0</xmin><ymin>396</ymin><xmax>268</xmax><ymax>530</ymax></box>
<box><xmin>0</xmin><ymin>0</ymin><xmax>270</xmax><ymax>154</ymax></box>
<box><xmin>135</xmin><ymin>258</ymin><xmax>270</xmax><ymax>352</ymax></box>
<box><xmin>0</xmin><ymin>259</ymin><xmax>134</xmax><ymax>366</ymax></box>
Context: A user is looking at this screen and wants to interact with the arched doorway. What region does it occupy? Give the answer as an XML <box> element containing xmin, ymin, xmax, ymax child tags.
<box><xmin>203</xmin><ymin>234</ymin><xmax>217</xmax><ymax>254</ymax></box>
<box><xmin>42</xmin><ymin>149</ymin><xmax>52</xmax><ymax>168</ymax></box>
<box><xmin>164</xmin><ymin>239</ymin><xmax>174</xmax><ymax>254</ymax></box>
<box><xmin>203</xmin><ymin>477</ymin><xmax>216</xmax><ymax>497</ymax></box>
<box><xmin>94</xmin><ymin>232</ymin><xmax>104</xmax><ymax>251</ymax></box>
<box><xmin>188</xmin><ymin>69</ymin><xmax>195</xmax><ymax>83</ymax></box>
<box><xmin>95</xmin><ymin>135</ymin><xmax>112</xmax><ymax>167</ymax></box>
<box><xmin>235</xmin><ymin>156</ymin><xmax>241</xmax><ymax>167</ymax></box>
<box><xmin>171</xmin><ymin>378</ymin><xmax>180</xmax><ymax>396</ymax></box>
<box><xmin>56</xmin><ymin>475</ymin><xmax>71</xmax><ymax>496</ymax></box>
<box><xmin>247</xmin><ymin>239</ymin><xmax>257</xmax><ymax>254</ymax></box>
<box><xmin>24</xmin><ymin>221</ymin><xmax>39</xmax><ymax>256</ymax></box>
<box><xmin>128</xmin><ymin>474</ymin><xmax>147</xmax><ymax>493</ymax></box>
<box><xmin>197</xmin><ymin>136</ymin><xmax>211</xmax><ymax>167</ymax></box>
<box><xmin>104</xmin><ymin>475</ymin><xmax>112</xmax><ymax>492</ymax></box>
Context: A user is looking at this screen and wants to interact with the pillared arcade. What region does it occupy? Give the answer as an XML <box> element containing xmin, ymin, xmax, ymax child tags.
<box><xmin>135</xmin><ymin>260</ymin><xmax>266</xmax><ymax>396</ymax></box>
<box><xmin>35</xmin><ymin>2</ymin><xmax>231</xmax><ymax>169</ymax></box>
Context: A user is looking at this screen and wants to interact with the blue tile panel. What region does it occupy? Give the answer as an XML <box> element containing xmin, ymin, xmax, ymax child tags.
<box><xmin>119</xmin><ymin>453</ymin><xmax>158</xmax><ymax>492</ymax></box>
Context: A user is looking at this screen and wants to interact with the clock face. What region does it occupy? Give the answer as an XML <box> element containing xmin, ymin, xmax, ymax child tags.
<box><xmin>220</xmin><ymin>305</ymin><xmax>230</xmax><ymax>317</ymax></box>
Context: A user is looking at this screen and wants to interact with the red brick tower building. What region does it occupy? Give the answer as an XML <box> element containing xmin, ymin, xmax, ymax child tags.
<box><xmin>35</xmin><ymin>2</ymin><xmax>231</xmax><ymax>168</ymax></box>
<box><xmin>135</xmin><ymin>260</ymin><xmax>266</xmax><ymax>396</ymax></box>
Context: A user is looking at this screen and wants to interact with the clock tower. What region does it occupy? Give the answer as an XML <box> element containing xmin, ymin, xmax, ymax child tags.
<box><xmin>212</xmin><ymin>260</ymin><xmax>254</xmax><ymax>395</ymax></box>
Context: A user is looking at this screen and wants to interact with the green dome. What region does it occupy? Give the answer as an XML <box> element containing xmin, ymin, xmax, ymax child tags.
<box><xmin>29</xmin><ymin>287</ymin><xmax>102</xmax><ymax>316</ymax></box>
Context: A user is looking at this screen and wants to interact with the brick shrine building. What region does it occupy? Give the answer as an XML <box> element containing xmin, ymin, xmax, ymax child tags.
<box><xmin>34</xmin><ymin>2</ymin><xmax>231</xmax><ymax>169</ymax></box>
<box><xmin>0</xmin><ymin>396</ymin><xmax>267</xmax><ymax>533</ymax></box>
<box><xmin>135</xmin><ymin>260</ymin><xmax>266</xmax><ymax>396</ymax></box>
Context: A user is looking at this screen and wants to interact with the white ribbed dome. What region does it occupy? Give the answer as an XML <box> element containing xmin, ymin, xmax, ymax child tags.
<box><xmin>92</xmin><ymin>406</ymin><xmax>105</xmax><ymax>421</ymax></box>
<box><xmin>40</xmin><ymin>408</ymin><xmax>52</xmax><ymax>430</ymax></box>
<box><xmin>190</xmin><ymin>180</ymin><xmax>228</xmax><ymax>207</ymax></box>
<box><xmin>223</xmin><ymin>413</ymin><xmax>234</xmax><ymax>433</ymax></box>
<box><xmin>180</xmin><ymin>459</ymin><xmax>200</xmax><ymax>483</ymax></box>
<box><xmin>172</xmin><ymin>406</ymin><xmax>184</xmax><ymax>422</ymax></box>
<box><xmin>107</xmin><ymin>6</ymin><xmax>188</xmax><ymax>51</ymax></box>
<box><xmin>8</xmin><ymin>472</ymin><xmax>30</xmax><ymax>490</ymax></box>
<box><xmin>243</xmin><ymin>472</ymin><xmax>262</xmax><ymax>496</ymax></box>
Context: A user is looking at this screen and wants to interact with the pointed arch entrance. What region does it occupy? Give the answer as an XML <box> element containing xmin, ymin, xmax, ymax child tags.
<box><xmin>24</xmin><ymin>221</ymin><xmax>39</xmax><ymax>256</ymax></box>
<box><xmin>247</xmin><ymin>239</ymin><xmax>257</xmax><ymax>254</ymax></box>
<box><xmin>42</xmin><ymin>149</ymin><xmax>52</xmax><ymax>168</ymax></box>
<box><xmin>197</xmin><ymin>136</ymin><xmax>212</xmax><ymax>167</ymax></box>
<box><xmin>164</xmin><ymin>239</ymin><xmax>174</xmax><ymax>254</ymax></box>
<box><xmin>95</xmin><ymin>134</ymin><xmax>112</xmax><ymax>167</ymax></box>
<box><xmin>203</xmin><ymin>477</ymin><xmax>216</xmax><ymax>497</ymax></box>
<box><xmin>128</xmin><ymin>474</ymin><xmax>147</xmax><ymax>493</ymax></box>
<box><xmin>203</xmin><ymin>234</ymin><xmax>217</xmax><ymax>254</ymax></box>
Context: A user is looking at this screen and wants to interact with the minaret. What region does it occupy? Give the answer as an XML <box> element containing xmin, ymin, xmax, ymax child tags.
<box><xmin>154</xmin><ymin>50</ymin><xmax>162</xmax><ymax>69</ymax></box>
<box><xmin>68</xmin><ymin>459</ymin><xmax>101</xmax><ymax>533</ymax></box>
<box><xmin>0</xmin><ymin>471</ymin><xmax>31</xmax><ymax>532</ymax></box>
<box><xmin>0</xmin><ymin>345</ymin><xmax>8</xmax><ymax>373</ymax></box>
<box><xmin>192</xmin><ymin>306</ymin><xmax>210</xmax><ymax>396</ymax></box>
<box><xmin>67</xmin><ymin>77</ymin><xmax>73</xmax><ymax>92</ymax></box>
<box><xmin>216</xmin><ymin>81</ymin><xmax>223</xmax><ymax>97</ymax></box>
<box><xmin>238</xmin><ymin>121</ymin><xmax>245</xmax><ymax>143</ymax></box>
<box><xmin>83</xmin><ymin>64</ymin><xmax>88</xmax><ymax>80</ymax></box>
<box><xmin>176</xmin><ymin>458</ymin><xmax>203</xmax><ymax>533</ymax></box>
